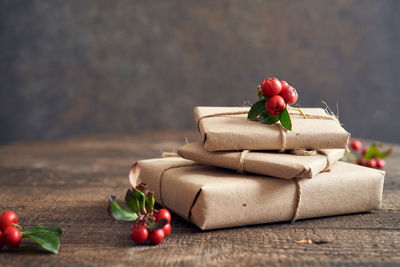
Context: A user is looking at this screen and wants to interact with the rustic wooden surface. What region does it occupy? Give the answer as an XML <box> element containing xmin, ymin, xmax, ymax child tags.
<box><xmin>0</xmin><ymin>131</ymin><xmax>399</xmax><ymax>266</ymax></box>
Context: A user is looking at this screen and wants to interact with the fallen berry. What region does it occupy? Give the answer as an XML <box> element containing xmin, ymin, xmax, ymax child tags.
<box><xmin>349</xmin><ymin>139</ymin><xmax>362</xmax><ymax>151</ymax></box>
<box><xmin>366</xmin><ymin>159</ymin><xmax>377</xmax><ymax>168</ymax></box>
<box><xmin>130</xmin><ymin>226</ymin><xmax>148</xmax><ymax>244</ymax></box>
<box><xmin>280</xmin><ymin>85</ymin><xmax>298</xmax><ymax>105</ymax></box>
<box><xmin>266</xmin><ymin>95</ymin><xmax>286</xmax><ymax>115</ymax></box>
<box><xmin>162</xmin><ymin>223</ymin><xmax>171</xmax><ymax>236</ymax></box>
<box><xmin>149</xmin><ymin>229</ymin><xmax>165</xmax><ymax>245</ymax></box>
<box><xmin>0</xmin><ymin>211</ymin><xmax>18</xmax><ymax>231</ymax></box>
<box><xmin>3</xmin><ymin>226</ymin><xmax>21</xmax><ymax>249</ymax></box>
<box><xmin>155</xmin><ymin>209</ymin><xmax>171</xmax><ymax>224</ymax></box>
<box><xmin>261</xmin><ymin>78</ymin><xmax>282</xmax><ymax>96</ymax></box>
<box><xmin>376</xmin><ymin>158</ymin><xmax>386</xmax><ymax>169</ymax></box>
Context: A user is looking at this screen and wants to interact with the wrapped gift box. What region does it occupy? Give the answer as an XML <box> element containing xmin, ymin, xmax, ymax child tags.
<box><xmin>138</xmin><ymin>157</ymin><xmax>384</xmax><ymax>230</ymax></box>
<box><xmin>178</xmin><ymin>142</ymin><xmax>346</xmax><ymax>179</ymax></box>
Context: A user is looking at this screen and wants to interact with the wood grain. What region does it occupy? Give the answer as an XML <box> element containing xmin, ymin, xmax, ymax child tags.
<box><xmin>0</xmin><ymin>131</ymin><xmax>399</xmax><ymax>266</ymax></box>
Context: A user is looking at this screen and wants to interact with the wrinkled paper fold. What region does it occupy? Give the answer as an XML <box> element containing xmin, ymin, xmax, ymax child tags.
<box><xmin>138</xmin><ymin>157</ymin><xmax>384</xmax><ymax>230</ymax></box>
<box><xmin>194</xmin><ymin>106</ymin><xmax>350</xmax><ymax>151</ymax></box>
<box><xmin>178</xmin><ymin>142</ymin><xmax>346</xmax><ymax>179</ymax></box>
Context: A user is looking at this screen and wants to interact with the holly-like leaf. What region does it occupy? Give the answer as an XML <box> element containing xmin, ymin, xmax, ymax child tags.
<box><xmin>279</xmin><ymin>107</ymin><xmax>292</xmax><ymax>131</ymax></box>
<box><xmin>22</xmin><ymin>231</ymin><xmax>61</xmax><ymax>254</ymax></box>
<box><xmin>364</xmin><ymin>145</ymin><xmax>393</xmax><ymax>160</ymax></box>
<box><xmin>22</xmin><ymin>226</ymin><xmax>62</xmax><ymax>238</ymax></box>
<box><xmin>125</xmin><ymin>189</ymin><xmax>140</xmax><ymax>213</ymax></box>
<box><xmin>248</xmin><ymin>100</ymin><xmax>266</xmax><ymax>119</ymax></box>
<box><xmin>108</xmin><ymin>195</ymin><xmax>138</xmax><ymax>221</ymax></box>
<box><xmin>145</xmin><ymin>191</ymin><xmax>155</xmax><ymax>212</ymax></box>
<box><xmin>259</xmin><ymin>111</ymin><xmax>279</xmax><ymax>124</ymax></box>
<box><xmin>129</xmin><ymin>162</ymin><xmax>141</xmax><ymax>188</ymax></box>
<box><xmin>146</xmin><ymin>218</ymin><xmax>168</xmax><ymax>231</ymax></box>
<box><xmin>132</xmin><ymin>188</ymin><xmax>146</xmax><ymax>213</ymax></box>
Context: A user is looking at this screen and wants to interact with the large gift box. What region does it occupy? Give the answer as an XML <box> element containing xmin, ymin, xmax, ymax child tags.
<box><xmin>178</xmin><ymin>142</ymin><xmax>346</xmax><ymax>179</ymax></box>
<box><xmin>195</xmin><ymin>106</ymin><xmax>350</xmax><ymax>151</ymax></box>
<box><xmin>138</xmin><ymin>157</ymin><xmax>384</xmax><ymax>230</ymax></box>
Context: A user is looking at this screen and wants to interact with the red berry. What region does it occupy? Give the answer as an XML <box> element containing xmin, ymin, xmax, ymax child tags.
<box><xmin>280</xmin><ymin>85</ymin><xmax>298</xmax><ymax>105</ymax></box>
<box><xmin>280</xmin><ymin>80</ymin><xmax>289</xmax><ymax>87</ymax></box>
<box><xmin>149</xmin><ymin>229</ymin><xmax>165</xmax><ymax>245</ymax></box>
<box><xmin>0</xmin><ymin>230</ymin><xmax>3</xmax><ymax>248</ymax></box>
<box><xmin>0</xmin><ymin>211</ymin><xmax>18</xmax><ymax>231</ymax></box>
<box><xmin>362</xmin><ymin>147</ymin><xmax>368</xmax><ymax>156</ymax></box>
<box><xmin>3</xmin><ymin>226</ymin><xmax>21</xmax><ymax>249</ymax></box>
<box><xmin>366</xmin><ymin>159</ymin><xmax>377</xmax><ymax>168</ymax></box>
<box><xmin>266</xmin><ymin>95</ymin><xmax>286</xmax><ymax>115</ymax></box>
<box><xmin>349</xmin><ymin>139</ymin><xmax>362</xmax><ymax>151</ymax></box>
<box><xmin>261</xmin><ymin>78</ymin><xmax>282</xmax><ymax>96</ymax></box>
<box><xmin>162</xmin><ymin>223</ymin><xmax>171</xmax><ymax>236</ymax></box>
<box><xmin>376</xmin><ymin>158</ymin><xmax>386</xmax><ymax>169</ymax></box>
<box><xmin>356</xmin><ymin>158</ymin><xmax>365</xmax><ymax>166</ymax></box>
<box><xmin>130</xmin><ymin>226</ymin><xmax>148</xmax><ymax>244</ymax></box>
<box><xmin>155</xmin><ymin>209</ymin><xmax>171</xmax><ymax>223</ymax></box>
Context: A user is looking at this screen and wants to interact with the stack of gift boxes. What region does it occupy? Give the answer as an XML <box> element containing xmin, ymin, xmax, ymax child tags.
<box><xmin>138</xmin><ymin>106</ymin><xmax>385</xmax><ymax>230</ymax></box>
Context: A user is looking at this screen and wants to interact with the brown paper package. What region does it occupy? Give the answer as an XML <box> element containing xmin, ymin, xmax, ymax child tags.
<box><xmin>138</xmin><ymin>157</ymin><xmax>384</xmax><ymax>230</ymax></box>
<box><xmin>194</xmin><ymin>106</ymin><xmax>350</xmax><ymax>151</ymax></box>
<box><xmin>178</xmin><ymin>142</ymin><xmax>346</xmax><ymax>179</ymax></box>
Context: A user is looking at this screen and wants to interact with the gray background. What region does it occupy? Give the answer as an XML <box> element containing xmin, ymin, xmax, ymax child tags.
<box><xmin>1</xmin><ymin>0</ymin><xmax>399</xmax><ymax>145</ymax></box>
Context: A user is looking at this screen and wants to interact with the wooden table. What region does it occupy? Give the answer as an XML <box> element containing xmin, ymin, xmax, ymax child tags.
<box><xmin>0</xmin><ymin>131</ymin><xmax>399</xmax><ymax>266</ymax></box>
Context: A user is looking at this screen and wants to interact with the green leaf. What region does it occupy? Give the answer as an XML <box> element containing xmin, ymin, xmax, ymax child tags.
<box><xmin>247</xmin><ymin>100</ymin><xmax>266</xmax><ymax>119</ymax></box>
<box><xmin>132</xmin><ymin>188</ymin><xmax>146</xmax><ymax>213</ymax></box>
<box><xmin>364</xmin><ymin>144</ymin><xmax>393</xmax><ymax>160</ymax></box>
<box><xmin>22</xmin><ymin>232</ymin><xmax>61</xmax><ymax>254</ymax></box>
<box><xmin>125</xmin><ymin>189</ymin><xmax>140</xmax><ymax>213</ymax></box>
<box><xmin>279</xmin><ymin>107</ymin><xmax>292</xmax><ymax>131</ymax></box>
<box><xmin>146</xmin><ymin>219</ymin><xmax>168</xmax><ymax>231</ymax></box>
<box><xmin>258</xmin><ymin>111</ymin><xmax>279</xmax><ymax>124</ymax></box>
<box><xmin>145</xmin><ymin>191</ymin><xmax>155</xmax><ymax>212</ymax></box>
<box><xmin>108</xmin><ymin>195</ymin><xmax>138</xmax><ymax>221</ymax></box>
<box><xmin>22</xmin><ymin>226</ymin><xmax>62</xmax><ymax>238</ymax></box>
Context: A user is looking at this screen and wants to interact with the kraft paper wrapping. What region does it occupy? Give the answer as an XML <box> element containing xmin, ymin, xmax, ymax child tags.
<box><xmin>138</xmin><ymin>157</ymin><xmax>384</xmax><ymax>230</ymax></box>
<box><xmin>194</xmin><ymin>106</ymin><xmax>350</xmax><ymax>151</ymax></box>
<box><xmin>178</xmin><ymin>142</ymin><xmax>346</xmax><ymax>179</ymax></box>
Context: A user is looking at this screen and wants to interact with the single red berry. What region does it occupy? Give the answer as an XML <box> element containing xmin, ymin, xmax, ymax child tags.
<box><xmin>130</xmin><ymin>226</ymin><xmax>148</xmax><ymax>244</ymax></box>
<box><xmin>149</xmin><ymin>229</ymin><xmax>165</xmax><ymax>245</ymax></box>
<box><xmin>366</xmin><ymin>159</ymin><xmax>377</xmax><ymax>168</ymax></box>
<box><xmin>3</xmin><ymin>226</ymin><xmax>21</xmax><ymax>249</ymax></box>
<box><xmin>280</xmin><ymin>80</ymin><xmax>289</xmax><ymax>87</ymax></box>
<box><xmin>162</xmin><ymin>223</ymin><xmax>171</xmax><ymax>236</ymax></box>
<box><xmin>0</xmin><ymin>211</ymin><xmax>18</xmax><ymax>231</ymax></box>
<box><xmin>356</xmin><ymin>158</ymin><xmax>365</xmax><ymax>166</ymax></box>
<box><xmin>155</xmin><ymin>209</ymin><xmax>171</xmax><ymax>223</ymax></box>
<box><xmin>266</xmin><ymin>95</ymin><xmax>286</xmax><ymax>115</ymax></box>
<box><xmin>0</xmin><ymin>230</ymin><xmax>3</xmax><ymax>248</ymax></box>
<box><xmin>376</xmin><ymin>158</ymin><xmax>386</xmax><ymax>169</ymax></box>
<box><xmin>349</xmin><ymin>139</ymin><xmax>362</xmax><ymax>151</ymax></box>
<box><xmin>261</xmin><ymin>78</ymin><xmax>282</xmax><ymax>96</ymax></box>
<box><xmin>362</xmin><ymin>147</ymin><xmax>369</xmax><ymax>156</ymax></box>
<box><xmin>279</xmin><ymin>85</ymin><xmax>298</xmax><ymax>105</ymax></box>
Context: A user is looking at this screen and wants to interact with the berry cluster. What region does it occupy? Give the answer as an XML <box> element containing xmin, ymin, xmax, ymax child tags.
<box><xmin>108</xmin><ymin>162</ymin><xmax>172</xmax><ymax>246</ymax></box>
<box><xmin>0</xmin><ymin>211</ymin><xmax>21</xmax><ymax>249</ymax></box>
<box><xmin>349</xmin><ymin>139</ymin><xmax>389</xmax><ymax>169</ymax></box>
<box><xmin>260</xmin><ymin>78</ymin><xmax>298</xmax><ymax>115</ymax></box>
<box><xmin>130</xmin><ymin>209</ymin><xmax>171</xmax><ymax>245</ymax></box>
<box><xmin>0</xmin><ymin>210</ymin><xmax>62</xmax><ymax>253</ymax></box>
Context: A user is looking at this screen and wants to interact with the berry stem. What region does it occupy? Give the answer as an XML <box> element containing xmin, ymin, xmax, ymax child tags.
<box><xmin>12</xmin><ymin>223</ymin><xmax>23</xmax><ymax>231</ymax></box>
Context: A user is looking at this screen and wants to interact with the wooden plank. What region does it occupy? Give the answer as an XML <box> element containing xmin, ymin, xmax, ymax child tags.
<box><xmin>0</xmin><ymin>131</ymin><xmax>399</xmax><ymax>266</ymax></box>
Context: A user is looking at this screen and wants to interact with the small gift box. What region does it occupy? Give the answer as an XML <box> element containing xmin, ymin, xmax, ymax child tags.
<box><xmin>195</xmin><ymin>106</ymin><xmax>350</xmax><ymax>151</ymax></box>
<box><xmin>178</xmin><ymin>142</ymin><xmax>346</xmax><ymax>179</ymax></box>
<box><xmin>138</xmin><ymin>157</ymin><xmax>384</xmax><ymax>230</ymax></box>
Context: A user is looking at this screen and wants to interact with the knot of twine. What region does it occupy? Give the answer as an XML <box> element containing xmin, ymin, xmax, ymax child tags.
<box><xmin>196</xmin><ymin>110</ymin><xmax>337</xmax><ymax>152</ymax></box>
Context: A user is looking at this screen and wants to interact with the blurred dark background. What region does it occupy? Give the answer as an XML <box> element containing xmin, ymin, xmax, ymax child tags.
<box><xmin>1</xmin><ymin>0</ymin><xmax>399</xmax><ymax>145</ymax></box>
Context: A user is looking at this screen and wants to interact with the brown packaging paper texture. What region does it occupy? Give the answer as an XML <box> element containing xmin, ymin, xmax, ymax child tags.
<box><xmin>194</xmin><ymin>106</ymin><xmax>350</xmax><ymax>151</ymax></box>
<box><xmin>178</xmin><ymin>142</ymin><xmax>346</xmax><ymax>179</ymax></box>
<box><xmin>138</xmin><ymin>157</ymin><xmax>384</xmax><ymax>230</ymax></box>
